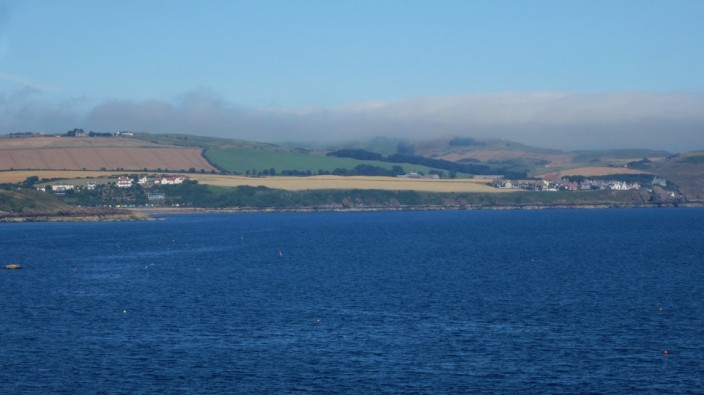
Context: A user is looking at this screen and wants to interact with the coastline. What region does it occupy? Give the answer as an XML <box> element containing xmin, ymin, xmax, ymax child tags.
<box><xmin>130</xmin><ymin>201</ymin><xmax>704</xmax><ymax>216</ymax></box>
<box><xmin>2</xmin><ymin>201</ymin><xmax>702</xmax><ymax>223</ymax></box>
<box><xmin>0</xmin><ymin>209</ymin><xmax>151</xmax><ymax>223</ymax></box>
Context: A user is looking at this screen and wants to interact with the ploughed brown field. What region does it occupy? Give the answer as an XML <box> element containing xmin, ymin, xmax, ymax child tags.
<box><xmin>0</xmin><ymin>136</ymin><xmax>167</xmax><ymax>148</ymax></box>
<box><xmin>0</xmin><ymin>147</ymin><xmax>216</xmax><ymax>172</ymax></box>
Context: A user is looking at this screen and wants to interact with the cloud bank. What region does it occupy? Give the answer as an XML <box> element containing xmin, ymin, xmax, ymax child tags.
<box><xmin>2</xmin><ymin>89</ymin><xmax>703</xmax><ymax>152</ymax></box>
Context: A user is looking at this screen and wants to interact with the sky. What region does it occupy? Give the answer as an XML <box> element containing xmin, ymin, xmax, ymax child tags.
<box><xmin>1</xmin><ymin>0</ymin><xmax>703</xmax><ymax>151</ymax></box>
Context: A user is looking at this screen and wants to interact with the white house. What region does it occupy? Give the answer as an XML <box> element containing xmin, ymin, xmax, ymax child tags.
<box><xmin>116</xmin><ymin>176</ymin><xmax>133</xmax><ymax>188</ymax></box>
<box><xmin>154</xmin><ymin>176</ymin><xmax>186</xmax><ymax>185</ymax></box>
<box><xmin>52</xmin><ymin>183</ymin><xmax>75</xmax><ymax>192</ymax></box>
<box><xmin>609</xmin><ymin>181</ymin><xmax>640</xmax><ymax>191</ymax></box>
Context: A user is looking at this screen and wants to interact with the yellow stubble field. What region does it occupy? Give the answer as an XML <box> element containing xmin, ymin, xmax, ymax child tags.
<box><xmin>187</xmin><ymin>174</ymin><xmax>512</xmax><ymax>193</ymax></box>
<box><xmin>0</xmin><ymin>170</ymin><xmax>135</xmax><ymax>183</ymax></box>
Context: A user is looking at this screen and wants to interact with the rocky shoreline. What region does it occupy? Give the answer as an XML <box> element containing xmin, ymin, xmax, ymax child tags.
<box><xmin>0</xmin><ymin>208</ymin><xmax>151</xmax><ymax>223</ymax></box>
<box><xmin>2</xmin><ymin>201</ymin><xmax>702</xmax><ymax>223</ymax></box>
<box><xmin>130</xmin><ymin>201</ymin><xmax>704</xmax><ymax>216</ymax></box>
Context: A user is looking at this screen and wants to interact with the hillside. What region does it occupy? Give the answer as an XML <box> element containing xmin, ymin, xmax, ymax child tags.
<box><xmin>649</xmin><ymin>152</ymin><xmax>704</xmax><ymax>199</ymax></box>
<box><xmin>0</xmin><ymin>136</ymin><xmax>216</xmax><ymax>172</ymax></box>
<box><xmin>0</xmin><ymin>189</ymin><xmax>67</xmax><ymax>213</ymax></box>
<box><xmin>204</xmin><ymin>148</ymin><xmax>466</xmax><ymax>177</ymax></box>
<box><xmin>387</xmin><ymin>137</ymin><xmax>673</xmax><ymax>175</ymax></box>
<box><xmin>2</xmin><ymin>132</ymin><xmax>703</xmax><ymax>200</ymax></box>
<box><xmin>2</xmin><ymin>133</ymin><xmax>475</xmax><ymax>178</ymax></box>
<box><xmin>0</xmin><ymin>189</ymin><xmax>145</xmax><ymax>222</ymax></box>
<box><xmin>0</xmin><ymin>133</ymin><xmax>675</xmax><ymax>178</ymax></box>
<box><xmin>134</xmin><ymin>132</ymin><xmax>278</xmax><ymax>150</ymax></box>
<box><xmin>314</xmin><ymin>136</ymin><xmax>674</xmax><ymax>176</ymax></box>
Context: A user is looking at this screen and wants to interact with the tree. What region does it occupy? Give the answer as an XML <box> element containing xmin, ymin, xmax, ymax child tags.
<box><xmin>23</xmin><ymin>176</ymin><xmax>39</xmax><ymax>187</ymax></box>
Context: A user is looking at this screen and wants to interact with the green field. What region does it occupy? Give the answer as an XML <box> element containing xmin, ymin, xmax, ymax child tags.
<box><xmin>205</xmin><ymin>148</ymin><xmax>461</xmax><ymax>176</ymax></box>
<box><xmin>134</xmin><ymin>132</ymin><xmax>276</xmax><ymax>149</ymax></box>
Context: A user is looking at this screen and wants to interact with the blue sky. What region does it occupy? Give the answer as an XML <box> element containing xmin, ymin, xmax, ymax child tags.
<box><xmin>1</xmin><ymin>0</ymin><xmax>703</xmax><ymax>150</ymax></box>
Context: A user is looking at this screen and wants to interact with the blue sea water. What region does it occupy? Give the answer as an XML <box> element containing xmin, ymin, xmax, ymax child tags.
<box><xmin>1</xmin><ymin>208</ymin><xmax>703</xmax><ymax>393</ymax></box>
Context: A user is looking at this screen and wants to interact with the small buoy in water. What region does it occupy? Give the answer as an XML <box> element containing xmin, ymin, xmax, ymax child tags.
<box><xmin>663</xmin><ymin>350</ymin><xmax>669</xmax><ymax>356</ymax></box>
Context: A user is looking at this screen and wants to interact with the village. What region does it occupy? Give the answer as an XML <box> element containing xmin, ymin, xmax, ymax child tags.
<box><xmin>37</xmin><ymin>175</ymin><xmax>188</xmax><ymax>193</ymax></box>
<box><xmin>490</xmin><ymin>174</ymin><xmax>666</xmax><ymax>192</ymax></box>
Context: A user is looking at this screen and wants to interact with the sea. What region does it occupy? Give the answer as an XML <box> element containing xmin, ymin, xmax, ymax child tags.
<box><xmin>1</xmin><ymin>208</ymin><xmax>703</xmax><ymax>394</ymax></box>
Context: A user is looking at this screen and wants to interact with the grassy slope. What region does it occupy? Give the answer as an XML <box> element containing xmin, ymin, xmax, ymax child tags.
<box><xmin>136</xmin><ymin>133</ymin><xmax>445</xmax><ymax>175</ymax></box>
<box><xmin>134</xmin><ymin>132</ymin><xmax>276</xmax><ymax>149</ymax></box>
<box><xmin>0</xmin><ymin>188</ymin><xmax>148</xmax><ymax>221</ymax></box>
<box><xmin>649</xmin><ymin>152</ymin><xmax>704</xmax><ymax>199</ymax></box>
<box><xmin>0</xmin><ymin>189</ymin><xmax>70</xmax><ymax>213</ymax></box>
<box><xmin>135</xmin><ymin>183</ymin><xmax>656</xmax><ymax>209</ymax></box>
<box><xmin>205</xmin><ymin>148</ymin><xmax>463</xmax><ymax>176</ymax></box>
<box><xmin>301</xmin><ymin>137</ymin><xmax>407</xmax><ymax>156</ymax></box>
<box><xmin>408</xmin><ymin>137</ymin><xmax>675</xmax><ymax>175</ymax></box>
<box><xmin>571</xmin><ymin>149</ymin><xmax>672</xmax><ymax>165</ymax></box>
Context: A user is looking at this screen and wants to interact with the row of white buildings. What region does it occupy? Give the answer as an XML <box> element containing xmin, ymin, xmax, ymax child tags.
<box><xmin>113</xmin><ymin>175</ymin><xmax>188</xmax><ymax>188</ymax></box>
<box><xmin>494</xmin><ymin>178</ymin><xmax>642</xmax><ymax>192</ymax></box>
<box><xmin>40</xmin><ymin>175</ymin><xmax>188</xmax><ymax>192</ymax></box>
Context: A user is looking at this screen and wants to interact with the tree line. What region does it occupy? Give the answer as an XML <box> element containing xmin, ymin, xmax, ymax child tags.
<box><xmin>327</xmin><ymin>149</ymin><xmax>527</xmax><ymax>178</ymax></box>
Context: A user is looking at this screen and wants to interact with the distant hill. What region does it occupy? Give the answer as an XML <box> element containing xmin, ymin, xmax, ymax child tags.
<box><xmin>312</xmin><ymin>136</ymin><xmax>676</xmax><ymax>177</ymax></box>
<box><xmin>649</xmin><ymin>152</ymin><xmax>704</xmax><ymax>199</ymax></box>
<box><xmin>134</xmin><ymin>132</ymin><xmax>278</xmax><ymax>150</ymax></box>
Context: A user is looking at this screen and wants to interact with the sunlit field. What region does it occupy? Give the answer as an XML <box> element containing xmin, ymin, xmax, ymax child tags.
<box><xmin>188</xmin><ymin>174</ymin><xmax>511</xmax><ymax>193</ymax></box>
